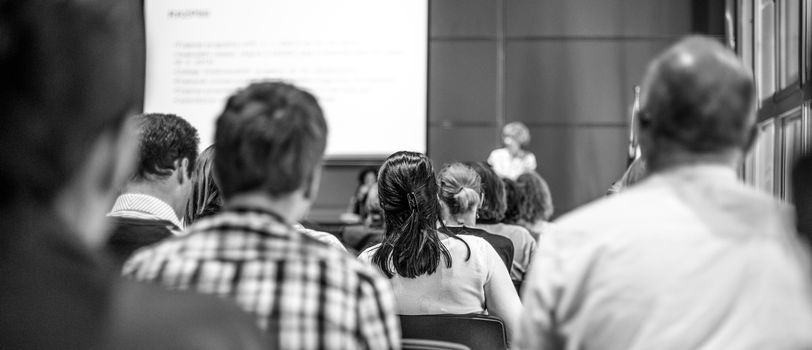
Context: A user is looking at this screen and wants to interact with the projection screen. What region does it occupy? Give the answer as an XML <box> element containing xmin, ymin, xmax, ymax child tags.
<box><xmin>143</xmin><ymin>0</ymin><xmax>428</xmax><ymax>158</ymax></box>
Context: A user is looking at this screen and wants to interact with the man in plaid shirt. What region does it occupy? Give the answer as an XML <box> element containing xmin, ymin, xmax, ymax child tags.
<box><xmin>124</xmin><ymin>82</ymin><xmax>400</xmax><ymax>349</ymax></box>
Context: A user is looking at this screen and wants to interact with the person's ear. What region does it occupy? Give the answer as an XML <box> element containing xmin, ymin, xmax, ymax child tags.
<box><xmin>303</xmin><ymin>166</ymin><xmax>323</xmax><ymax>201</ymax></box>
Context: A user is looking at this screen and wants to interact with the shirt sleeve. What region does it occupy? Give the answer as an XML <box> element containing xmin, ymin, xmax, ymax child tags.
<box><xmin>355</xmin><ymin>268</ymin><xmax>401</xmax><ymax>350</ymax></box>
<box><xmin>516</xmin><ymin>233</ymin><xmax>563</xmax><ymax>350</ymax></box>
<box><xmin>526</xmin><ymin>152</ymin><xmax>537</xmax><ymax>172</ymax></box>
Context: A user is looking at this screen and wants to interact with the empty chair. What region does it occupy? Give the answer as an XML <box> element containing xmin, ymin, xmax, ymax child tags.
<box><xmin>399</xmin><ymin>314</ymin><xmax>507</xmax><ymax>350</ymax></box>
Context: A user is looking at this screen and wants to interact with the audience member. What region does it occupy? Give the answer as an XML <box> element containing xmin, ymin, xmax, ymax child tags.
<box><xmin>515</xmin><ymin>171</ymin><xmax>555</xmax><ymax>240</ymax></box>
<box><xmin>0</xmin><ymin>1</ymin><xmax>267</xmax><ymax>348</ymax></box>
<box><xmin>343</xmin><ymin>184</ymin><xmax>386</xmax><ymax>254</ymax></box>
<box><xmin>437</xmin><ymin>163</ymin><xmax>515</xmax><ymax>271</ymax></box>
<box><xmin>469</xmin><ymin>162</ymin><xmax>536</xmax><ymax>284</ymax></box>
<box><xmin>793</xmin><ymin>153</ymin><xmax>812</xmax><ymax>252</ymax></box>
<box><xmin>345</xmin><ymin>166</ymin><xmax>379</xmax><ymax>221</ymax></box>
<box><xmin>359</xmin><ymin>152</ymin><xmax>521</xmax><ymax>344</ymax></box>
<box><xmin>185</xmin><ymin>145</ymin><xmax>222</xmax><ymax>224</ymax></box>
<box><xmin>488</xmin><ymin>122</ymin><xmax>537</xmax><ymax>180</ymax></box>
<box><xmin>518</xmin><ymin>36</ymin><xmax>812</xmax><ymax>349</ymax></box>
<box><xmin>105</xmin><ymin>113</ymin><xmax>198</xmax><ymax>266</ymax></box>
<box><xmin>502</xmin><ymin>177</ymin><xmax>525</xmax><ymax>225</ymax></box>
<box><xmin>185</xmin><ymin>145</ymin><xmax>346</xmax><ymax>250</ymax></box>
<box><xmin>124</xmin><ymin>81</ymin><xmax>399</xmax><ymax>349</ymax></box>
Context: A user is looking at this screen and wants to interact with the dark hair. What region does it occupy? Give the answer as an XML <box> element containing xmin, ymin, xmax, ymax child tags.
<box><xmin>502</xmin><ymin>178</ymin><xmax>524</xmax><ymax>224</ymax></box>
<box><xmin>132</xmin><ymin>114</ymin><xmax>199</xmax><ymax>181</ymax></box>
<box><xmin>185</xmin><ymin>145</ymin><xmax>222</xmax><ymax>224</ymax></box>
<box><xmin>438</xmin><ymin>163</ymin><xmax>481</xmax><ymax>217</ymax></box>
<box><xmin>516</xmin><ymin>171</ymin><xmax>554</xmax><ymax>222</ymax></box>
<box><xmin>0</xmin><ymin>0</ymin><xmax>144</xmax><ymax>204</ymax></box>
<box><xmin>214</xmin><ymin>82</ymin><xmax>327</xmax><ymax>199</ymax></box>
<box><xmin>372</xmin><ymin>151</ymin><xmax>468</xmax><ymax>278</ymax></box>
<box><xmin>468</xmin><ymin>162</ymin><xmax>506</xmax><ymax>223</ymax></box>
<box><xmin>641</xmin><ymin>36</ymin><xmax>755</xmax><ymax>155</ymax></box>
<box><xmin>358</xmin><ymin>167</ymin><xmax>379</xmax><ymax>184</ymax></box>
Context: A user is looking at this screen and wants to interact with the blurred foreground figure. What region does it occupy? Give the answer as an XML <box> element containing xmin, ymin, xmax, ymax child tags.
<box><xmin>0</xmin><ymin>1</ymin><xmax>266</xmax><ymax>348</ymax></box>
<box><xmin>124</xmin><ymin>82</ymin><xmax>400</xmax><ymax>349</ymax></box>
<box><xmin>106</xmin><ymin>113</ymin><xmax>200</xmax><ymax>267</ymax></box>
<box><xmin>518</xmin><ymin>36</ymin><xmax>812</xmax><ymax>350</ymax></box>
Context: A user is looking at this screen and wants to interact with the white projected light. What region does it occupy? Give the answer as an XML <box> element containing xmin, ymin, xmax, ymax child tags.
<box><xmin>144</xmin><ymin>0</ymin><xmax>428</xmax><ymax>157</ymax></box>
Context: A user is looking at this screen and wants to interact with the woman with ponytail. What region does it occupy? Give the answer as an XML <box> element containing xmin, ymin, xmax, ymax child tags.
<box><xmin>359</xmin><ymin>152</ymin><xmax>521</xmax><ymax>345</ymax></box>
<box><xmin>437</xmin><ymin>163</ymin><xmax>514</xmax><ymax>271</ymax></box>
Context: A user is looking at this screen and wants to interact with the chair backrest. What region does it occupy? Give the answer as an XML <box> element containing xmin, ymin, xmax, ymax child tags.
<box><xmin>399</xmin><ymin>314</ymin><xmax>507</xmax><ymax>350</ymax></box>
<box><xmin>402</xmin><ymin>339</ymin><xmax>470</xmax><ymax>350</ymax></box>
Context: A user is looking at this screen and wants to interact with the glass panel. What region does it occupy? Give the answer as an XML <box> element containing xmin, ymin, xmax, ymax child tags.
<box><xmin>738</xmin><ymin>0</ymin><xmax>754</xmax><ymax>70</ymax></box>
<box><xmin>757</xmin><ymin>0</ymin><xmax>776</xmax><ymax>100</ymax></box>
<box><xmin>778</xmin><ymin>0</ymin><xmax>800</xmax><ymax>88</ymax></box>
<box><xmin>781</xmin><ymin>111</ymin><xmax>803</xmax><ymax>200</ymax></box>
<box><xmin>747</xmin><ymin>119</ymin><xmax>775</xmax><ymax>194</ymax></box>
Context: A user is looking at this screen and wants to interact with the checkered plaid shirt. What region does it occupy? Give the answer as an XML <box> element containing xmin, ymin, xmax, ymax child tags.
<box><xmin>123</xmin><ymin>207</ymin><xmax>400</xmax><ymax>350</ymax></box>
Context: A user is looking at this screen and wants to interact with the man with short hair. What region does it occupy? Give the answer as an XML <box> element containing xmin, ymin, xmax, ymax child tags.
<box><xmin>518</xmin><ymin>36</ymin><xmax>812</xmax><ymax>349</ymax></box>
<box><xmin>106</xmin><ymin>113</ymin><xmax>199</xmax><ymax>266</ymax></box>
<box><xmin>124</xmin><ymin>81</ymin><xmax>400</xmax><ymax>350</ymax></box>
<box><xmin>0</xmin><ymin>1</ymin><xmax>266</xmax><ymax>348</ymax></box>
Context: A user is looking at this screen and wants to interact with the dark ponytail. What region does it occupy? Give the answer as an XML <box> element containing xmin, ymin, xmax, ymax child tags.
<box><xmin>372</xmin><ymin>151</ymin><xmax>453</xmax><ymax>278</ymax></box>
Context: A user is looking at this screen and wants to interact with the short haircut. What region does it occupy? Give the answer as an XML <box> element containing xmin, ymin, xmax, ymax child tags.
<box><xmin>132</xmin><ymin>114</ymin><xmax>199</xmax><ymax>181</ymax></box>
<box><xmin>503</xmin><ymin>122</ymin><xmax>531</xmax><ymax>147</ymax></box>
<box><xmin>468</xmin><ymin>162</ymin><xmax>506</xmax><ymax>223</ymax></box>
<box><xmin>502</xmin><ymin>178</ymin><xmax>524</xmax><ymax>224</ymax></box>
<box><xmin>0</xmin><ymin>0</ymin><xmax>144</xmax><ymax>204</ymax></box>
<box><xmin>641</xmin><ymin>36</ymin><xmax>756</xmax><ymax>154</ymax></box>
<box><xmin>214</xmin><ymin>82</ymin><xmax>327</xmax><ymax>199</ymax></box>
<box><xmin>516</xmin><ymin>171</ymin><xmax>554</xmax><ymax>222</ymax></box>
<box><xmin>438</xmin><ymin>163</ymin><xmax>482</xmax><ymax>216</ymax></box>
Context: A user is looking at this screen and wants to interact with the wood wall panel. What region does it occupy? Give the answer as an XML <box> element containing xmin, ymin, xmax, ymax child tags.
<box><xmin>428</xmin><ymin>126</ymin><xmax>501</xmax><ymax>167</ymax></box>
<box><xmin>505</xmin><ymin>0</ymin><xmax>692</xmax><ymax>37</ymax></box>
<box><xmin>430</xmin><ymin>0</ymin><xmax>497</xmax><ymax>37</ymax></box>
<box><xmin>430</xmin><ymin>42</ymin><xmax>498</xmax><ymax>124</ymax></box>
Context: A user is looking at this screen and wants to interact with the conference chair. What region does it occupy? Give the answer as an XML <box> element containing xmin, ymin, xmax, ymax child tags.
<box><xmin>399</xmin><ymin>314</ymin><xmax>507</xmax><ymax>350</ymax></box>
<box><xmin>402</xmin><ymin>339</ymin><xmax>470</xmax><ymax>350</ymax></box>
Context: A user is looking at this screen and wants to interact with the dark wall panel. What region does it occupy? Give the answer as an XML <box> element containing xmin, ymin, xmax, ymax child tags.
<box><xmin>505</xmin><ymin>40</ymin><xmax>672</xmax><ymax>125</ymax></box>
<box><xmin>430</xmin><ymin>0</ymin><xmax>497</xmax><ymax>37</ymax></box>
<box><xmin>505</xmin><ymin>0</ymin><xmax>692</xmax><ymax>37</ymax></box>
<box><xmin>428</xmin><ymin>126</ymin><xmax>500</xmax><ymax>167</ymax></box>
<box><xmin>430</xmin><ymin>42</ymin><xmax>498</xmax><ymax>124</ymax></box>
<box><xmin>527</xmin><ymin>126</ymin><xmax>628</xmax><ymax>218</ymax></box>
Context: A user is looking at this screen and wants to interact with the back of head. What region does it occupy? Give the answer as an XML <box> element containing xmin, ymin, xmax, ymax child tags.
<box><xmin>132</xmin><ymin>114</ymin><xmax>199</xmax><ymax>181</ymax></box>
<box><xmin>516</xmin><ymin>171</ymin><xmax>554</xmax><ymax>222</ymax></box>
<box><xmin>503</xmin><ymin>122</ymin><xmax>531</xmax><ymax>148</ymax></box>
<box><xmin>373</xmin><ymin>151</ymin><xmax>450</xmax><ymax>278</ymax></box>
<box><xmin>185</xmin><ymin>145</ymin><xmax>222</xmax><ymax>224</ymax></box>
<box><xmin>0</xmin><ymin>0</ymin><xmax>144</xmax><ymax>206</ymax></box>
<box><xmin>468</xmin><ymin>162</ymin><xmax>506</xmax><ymax>223</ymax></box>
<box><xmin>214</xmin><ymin>82</ymin><xmax>327</xmax><ymax>199</ymax></box>
<box><xmin>502</xmin><ymin>178</ymin><xmax>524</xmax><ymax>224</ymax></box>
<box><xmin>438</xmin><ymin>163</ymin><xmax>481</xmax><ymax>217</ymax></box>
<box><xmin>640</xmin><ymin>35</ymin><xmax>756</xmax><ymax>166</ymax></box>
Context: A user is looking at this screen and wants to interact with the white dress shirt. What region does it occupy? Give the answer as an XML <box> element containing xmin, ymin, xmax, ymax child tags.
<box><xmin>518</xmin><ymin>164</ymin><xmax>812</xmax><ymax>350</ymax></box>
<box><xmin>487</xmin><ymin>148</ymin><xmax>537</xmax><ymax>180</ymax></box>
<box><xmin>108</xmin><ymin>193</ymin><xmax>183</xmax><ymax>232</ymax></box>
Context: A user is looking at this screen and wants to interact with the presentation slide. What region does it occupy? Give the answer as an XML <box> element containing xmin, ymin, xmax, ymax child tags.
<box><xmin>143</xmin><ymin>0</ymin><xmax>428</xmax><ymax>158</ymax></box>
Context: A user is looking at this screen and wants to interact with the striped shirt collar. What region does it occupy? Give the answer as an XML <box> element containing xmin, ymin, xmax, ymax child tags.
<box><xmin>108</xmin><ymin>193</ymin><xmax>182</xmax><ymax>229</ymax></box>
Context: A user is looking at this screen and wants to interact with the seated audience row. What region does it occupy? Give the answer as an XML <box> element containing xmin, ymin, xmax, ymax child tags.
<box><xmin>5</xmin><ymin>2</ymin><xmax>812</xmax><ymax>349</ymax></box>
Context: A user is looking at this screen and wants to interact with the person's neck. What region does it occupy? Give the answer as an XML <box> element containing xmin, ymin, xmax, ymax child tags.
<box><xmin>443</xmin><ymin>212</ymin><xmax>477</xmax><ymax>227</ymax></box>
<box><xmin>647</xmin><ymin>148</ymin><xmax>741</xmax><ymax>174</ymax></box>
<box><xmin>123</xmin><ymin>181</ymin><xmax>182</xmax><ymax>219</ymax></box>
<box><xmin>225</xmin><ymin>191</ymin><xmax>304</xmax><ymax>224</ymax></box>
